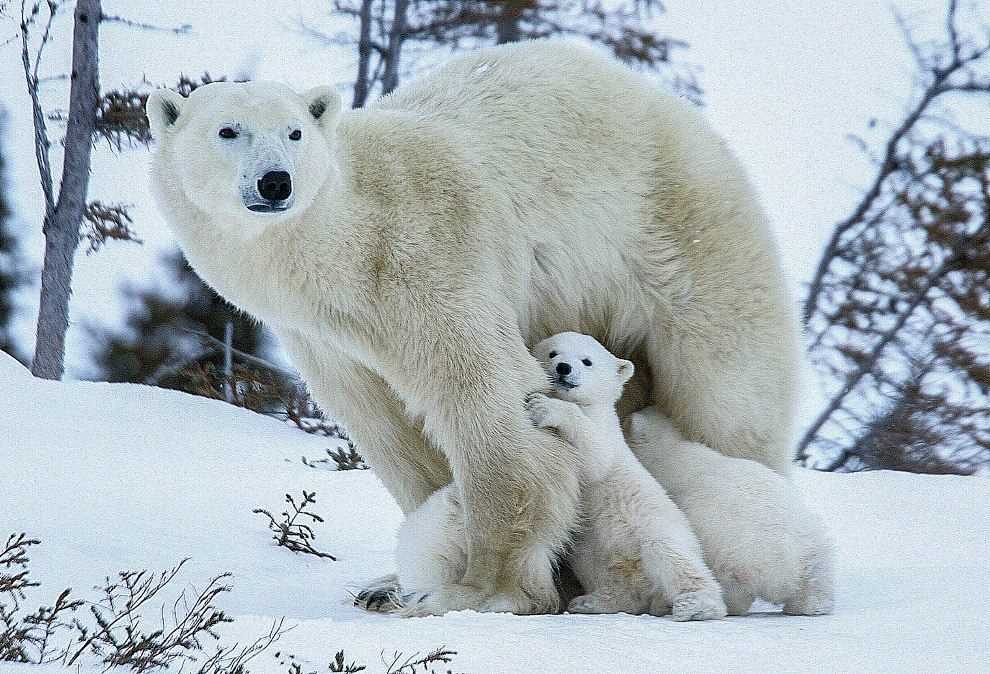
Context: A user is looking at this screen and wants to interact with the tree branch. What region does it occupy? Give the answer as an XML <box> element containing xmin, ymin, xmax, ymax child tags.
<box><xmin>802</xmin><ymin>0</ymin><xmax>990</xmax><ymax>326</ymax></box>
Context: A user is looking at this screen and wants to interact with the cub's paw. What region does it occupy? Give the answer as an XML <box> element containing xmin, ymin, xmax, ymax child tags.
<box><xmin>670</xmin><ymin>590</ymin><xmax>727</xmax><ymax>622</ymax></box>
<box><xmin>525</xmin><ymin>393</ymin><xmax>574</xmax><ymax>429</ymax></box>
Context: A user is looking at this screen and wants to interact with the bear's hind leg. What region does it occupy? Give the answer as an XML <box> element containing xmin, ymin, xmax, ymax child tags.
<box><xmin>783</xmin><ymin>548</ymin><xmax>835</xmax><ymax>616</ymax></box>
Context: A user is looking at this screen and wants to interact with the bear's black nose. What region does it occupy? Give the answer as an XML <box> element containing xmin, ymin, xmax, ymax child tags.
<box><xmin>258</xmin><ymin>171</ymin><xmax>292</xmax><ymax>201</ymax></box>
<box><xmin>556</xmin><ymin>362</ymin><xmax>572</xmax><ymax>376</ymax></box>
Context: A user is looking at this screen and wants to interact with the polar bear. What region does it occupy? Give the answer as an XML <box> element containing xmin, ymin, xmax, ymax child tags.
<box><xmin>529</xmin><ymin>333</ymin><xmax>727</xmax><ymax>619</ymax></box>
<box><xmin>626</xmin><ymin>407</ymin><xmax>835</xmax><ymax>616</ymax></box>
<box><xmin>396</xmin><ymin>332</ymin><xmax>727</xmax><ymax>620</ymax></box>
<box><xmin>146</xmin><ymin>39</ymin><xmax>798</xmax><ymax>615</ymax></box>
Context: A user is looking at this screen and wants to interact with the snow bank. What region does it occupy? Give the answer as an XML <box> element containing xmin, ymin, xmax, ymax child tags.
<box><xmin>2</xmin><ymin>375</ymin><xmax>987</xmax><ymax>673</ymax></box>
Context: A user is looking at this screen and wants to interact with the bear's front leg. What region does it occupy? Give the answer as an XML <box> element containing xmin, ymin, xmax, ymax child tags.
<box><xmin>383</xmin><ymin>310</ymin><xmax>581</xmax><ymax>615</ymax></box>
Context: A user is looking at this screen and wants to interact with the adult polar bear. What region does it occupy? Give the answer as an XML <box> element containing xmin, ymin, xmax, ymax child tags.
<box><xmin>147</xmin><ymin>40</ymin><xmax>798</xmax><ymax>615</ymax></box>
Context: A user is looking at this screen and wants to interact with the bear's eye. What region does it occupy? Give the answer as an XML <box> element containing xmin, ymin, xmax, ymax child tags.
<box><xmin>289</xmin><ymin>129</ymin><xmax>302</xmax><ymax>141</ymax></box>
<box><xmin>549</xmin><ymin>351</ymin><xmax>558</xmax><ymax>359</ymax></box>
<box><xmin>218</xmin><ymin>127</ymin><xmax>238</xmax><ymax>139</ymax></box>
<box><xmin>582</xmin><ymin>358</ymin><xmax>592</xmax><ymax>366</ymax></box>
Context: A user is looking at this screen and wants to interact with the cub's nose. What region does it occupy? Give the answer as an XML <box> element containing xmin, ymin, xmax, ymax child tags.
<box><xmin>556</xmin><ymin>362</ymin><xmax>572</xmax><ymax>376</ymax></box>
<box><xmin>258</xmin><ymin>170</ymin><xmax>292</xmax><ymax>201</ymax></box>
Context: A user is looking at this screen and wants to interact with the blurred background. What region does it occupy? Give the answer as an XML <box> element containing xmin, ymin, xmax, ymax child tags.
<box><xmin>0</xmin><ymin>0</ymin><xmax>987</xmax><ymax>475</ymax></box>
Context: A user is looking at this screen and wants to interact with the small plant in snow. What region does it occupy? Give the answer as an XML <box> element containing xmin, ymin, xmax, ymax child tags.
<box><xmin>254</xmin><ymin>491</ymin><xmax>337</xmax><ymax>561</ymax></box>
<box><xmin>302</xmin><ymin>446</ymin><xmax>369</xmax><ymax>472</ymax></box>
<box><xmin>329</xmin><ymin>649</ymin><xmax>367</xmax><ymax>672</ymax></box>
<box><xmin>382</xmin><ymin>646</ymin><xmax>459</xmax><ymax>674</ymax></box>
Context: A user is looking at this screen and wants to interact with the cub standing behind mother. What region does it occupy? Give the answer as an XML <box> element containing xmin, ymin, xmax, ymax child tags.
<box><xmin>627</xmin><ymin>408</ymin><xmax>835</xmax><ymax>616</ymax></box>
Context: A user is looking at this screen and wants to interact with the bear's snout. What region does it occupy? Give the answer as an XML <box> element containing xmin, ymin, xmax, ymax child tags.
<box><xmin>556</xmin><ymin>362</ymin><xmax>572</xmax><ymax>376</ymax></box>
<box><xmin>258</xmin><ymin>170</ymin><xmax>292</xmax><ymax>201</ymax></box>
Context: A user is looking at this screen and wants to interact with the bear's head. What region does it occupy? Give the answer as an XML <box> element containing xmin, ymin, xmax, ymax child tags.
<box><xmin>532</xmin><ymin>332</ymin><xmax>634</xmax><ymax>406</ymax></box>
<box><xmin>147</xmin><ymin>81</ymin><xmax>341</xmax><ymax>239</ymax></box>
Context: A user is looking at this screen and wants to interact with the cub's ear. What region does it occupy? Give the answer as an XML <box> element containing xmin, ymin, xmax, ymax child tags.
<box><xmin>146</xmin><ymin>89</ymin><xmax>186</xmax><ymax>139</ymax></box>
<box><xmin>617</xmin><ymin>359</ymin><xmax>635</xmax><ymax>384</ymax></box>
<box><xmin>303</xmin><ymin>85</ymin><xmax>342</xmax><ymax>131</ymax></box>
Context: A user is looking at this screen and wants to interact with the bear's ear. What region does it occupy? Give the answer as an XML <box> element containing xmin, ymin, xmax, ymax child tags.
<box><xmin>617</xmin><ymin>359</ymin><xmax>635</xmax><ymax>384</ymax></box>
<box><xmin>304</xmin><ymin>86</ymin><xmax>342</xmax><ymax>131</ymax></box>
<box><xmin>146</xmin><ymin>88</ymin><xmax>186</xmax><ymax>139</ymax></box>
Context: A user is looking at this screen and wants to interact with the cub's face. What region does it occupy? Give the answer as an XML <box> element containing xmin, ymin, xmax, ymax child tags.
<box><xmin>532</xmin><ymin>332</ymin><xmax>633</xmax><ymax>406</ymax></box>
<box><xmin>147</xmin><ymin>81</ymin><xmax>341</xmax><ymax>239</ymax></box>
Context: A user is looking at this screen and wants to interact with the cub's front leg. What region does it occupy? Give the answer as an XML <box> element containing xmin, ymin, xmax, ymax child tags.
<box><xmin>526</xmin><ymin>393</ymin><xmax>588</xmax><ymax>441</ymax></box>
<box><xmin>526</xmin><ymin>393</ymin><xmax>611</xmax><ymax>483</ymax></box>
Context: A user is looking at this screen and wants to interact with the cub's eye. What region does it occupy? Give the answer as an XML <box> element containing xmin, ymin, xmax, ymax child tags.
<box><xmin>582</xmin><ymin>358</ymin><xmax>592</xmax><ymax>366</ymax></box>
<box><xmin>549</xmin><ymin>351</ymin><xmax>558</xmax><ymax>358</ymax></box>
<box><xmin>218</xmin><ymin>127</ymin><xmax>238</xmax><ymax>139</ymax></box>
<box><xmin>289</xmin><ymin>129</ymin><xmax>302</xmax><ymax>141</ymax></box>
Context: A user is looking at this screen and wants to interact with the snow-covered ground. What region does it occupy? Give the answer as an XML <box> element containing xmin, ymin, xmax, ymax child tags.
<box><xmin>2</xmin><ymin>352</ymin><xmax>987</xmax><ymax>673</ymax></box>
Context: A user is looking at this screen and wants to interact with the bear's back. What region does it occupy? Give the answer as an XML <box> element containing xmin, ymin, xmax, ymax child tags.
<box><xmin>367</xmin><ymin>39</ymin><xmax>696</xmax><ymax>167</ymax></box>
<box><xmin>374</xmin><ymin>40</ymin><xmax>648</xmax><ymax>122</ymax></box>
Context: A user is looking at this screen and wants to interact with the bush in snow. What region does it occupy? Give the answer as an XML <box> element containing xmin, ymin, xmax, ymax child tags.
<box><xmin>0</xmin><ymin>533</ymin><xmax>81</xmax><ymax>664</ymax></box>
<box><xmin>254</xmin><ymin>491</ymin><xmax>338</xmax><ymax>561</ymax></box>
<box><xmin>1</xmin><ymin>533</ymin><xmax>287</xmax><ymax>672</ymax></box>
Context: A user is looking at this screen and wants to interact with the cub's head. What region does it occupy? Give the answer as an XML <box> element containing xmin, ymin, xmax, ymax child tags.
<box><xmin>532</xmin><ymin>332</ymin><xmax>634</xmax><ymax>406</ymax></box>
<box><xmin>147</xmin><ymin>81</ymin><xmax>341</xmax><ymax>239</ymax></box>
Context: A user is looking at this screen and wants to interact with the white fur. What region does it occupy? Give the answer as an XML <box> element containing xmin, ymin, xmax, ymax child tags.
<box><xmin>626</xmin><ymin>408</ymin><xmax>835</xmax><ymax>616</ymax></box>
<box><xmin>396</xmin><ymin>333</ymin><xmax>726</xmax><ymax>620</ymax></box>
<box><xmin>147</xmin><ymin>40</ymin><xmax>797</xmax><ymax>614</ymax></box>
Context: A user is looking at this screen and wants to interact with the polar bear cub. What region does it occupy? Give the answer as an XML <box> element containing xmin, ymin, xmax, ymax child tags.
<box><xmin>396</xmin><ymin>332</ymin><xmax>726</xmax><ymax>619</ymax></box>
<box><xmin>526</xmin><ymin>332</ymin><xmax>725</xmax><ymax>619</ymax></box>
<box><xmin>626</xmin><ymin>407</ymin><xmax>835</xmax><ymax>616</ymax></box>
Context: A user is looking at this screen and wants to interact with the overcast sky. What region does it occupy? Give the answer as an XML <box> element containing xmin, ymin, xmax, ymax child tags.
<box><xmin>0</xmin><ymin>0</ymin><xmax>981</xmax><ymax>430</ymax></box>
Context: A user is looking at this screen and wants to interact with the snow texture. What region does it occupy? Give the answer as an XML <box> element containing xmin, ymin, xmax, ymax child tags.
<box><xmin>1</xmin><ymin>351</ymin><xmax>987</xmax><ymax>673</ymax></box>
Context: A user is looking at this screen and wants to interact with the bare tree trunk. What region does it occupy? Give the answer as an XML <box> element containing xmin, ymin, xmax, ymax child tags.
<box><xmin>351</xmin><ymin>0</ymin><xmax>374</xmax><ymax>107</ymax></box>
<box><xmin>381</xmin><ymin>0</ymin><xmax>408</xmax><ymax>95</ymax></box>
<box><xmin>496</xmin><ymin>1</ymin><xmax>523</xmax><ymax>44</ymax></box>
<box><xmin>30</xmin><ymin>0</ymin><xmax>101</xmax><ymax>380</ymax></box>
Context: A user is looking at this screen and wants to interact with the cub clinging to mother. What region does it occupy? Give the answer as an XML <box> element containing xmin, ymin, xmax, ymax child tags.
<box><xmin>397</xmin><ymin>332</ymin><xmax>727</xmax><ymax>620</ymax></box>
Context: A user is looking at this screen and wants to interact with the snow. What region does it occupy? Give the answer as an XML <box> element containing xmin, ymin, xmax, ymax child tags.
<box><xmin>2</xmin><ymin>351</ymin><xmax>987</xmax><ymax>673</ymax></box>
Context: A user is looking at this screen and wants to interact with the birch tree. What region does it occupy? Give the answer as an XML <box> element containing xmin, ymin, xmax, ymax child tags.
<box><xmin>23</xmin><ymin>0</ymin><xmax>101</xmax><ymax>379</ymax></box>
<box><xmin>9</xmin><ymin>1</ymin><xmax>181</xmax><ymax>378</ymax></box>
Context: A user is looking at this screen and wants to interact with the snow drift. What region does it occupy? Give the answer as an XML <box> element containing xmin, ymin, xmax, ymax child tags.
<box><xmin>2</xmin><ymin>352</ymin><xmax>987</xmax><ymax>672</ymax></box>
